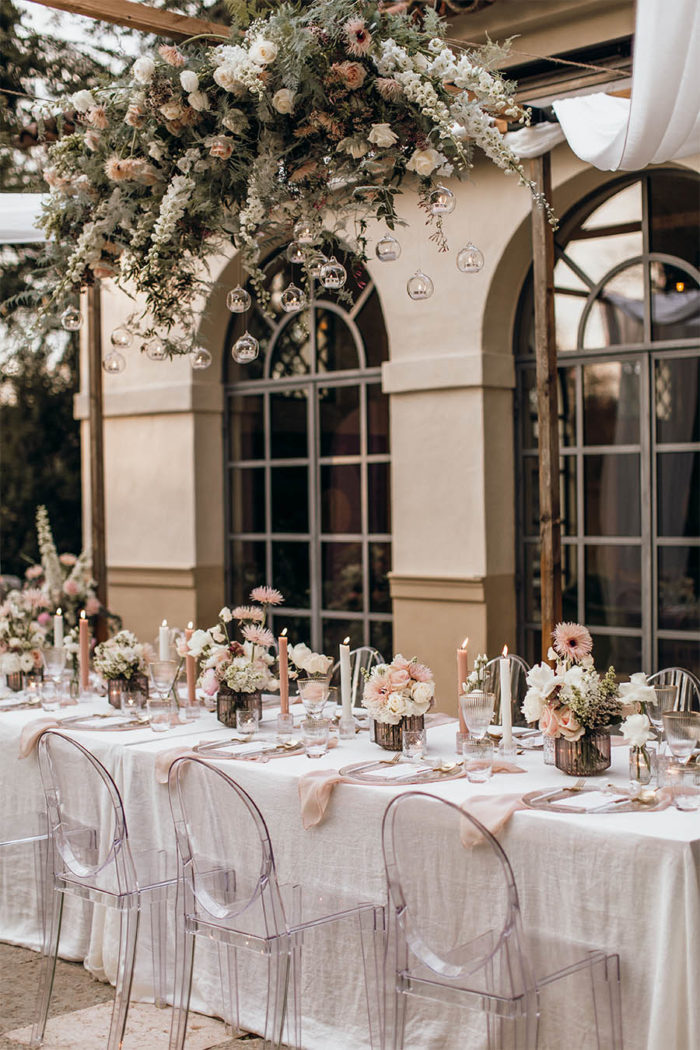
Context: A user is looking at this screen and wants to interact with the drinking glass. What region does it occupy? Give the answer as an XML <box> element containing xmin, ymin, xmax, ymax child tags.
<box><xmin>42</xmin><ymin>647</ymin><xmax>67</xmax><ymax>703</ymax></box>
<box><xmin>302</xmin><ymin>718</ymin><xmax>330</xmax><ymax>758</ymax></box>
<box><xmin>276</xmin><ymin>712</ymin><xmax>295</xmax><ymax>742</ymax></box>
<box><xmin>669</xmin><ymin>764</ymin><xmax>700</xmax><ymax>811</ymax></box>
<box><xmin>459</xmin><ymin>691</ymin><xmax>496</xmax><ymax>740</ymax></box>
<box><xmin>148</xmin><ymin>660</ymin><xmax>178</xmax><ymax>733</ymax></box>
<box><xmin>40</xmin><ymin>681</ymin><xmax>61</xmax><ymax>712</ymax></box>
<box><xmin>402</xmin><ymin>728</ymin><xmax>426</xmax><ymax>763</ymax></box>
<box><xmin>647</xmin><ymin>685</ymin><xmax>679</xmax><ymax>748</ymax></box>
<box><xmin>297</xmin><ymin>676</ymin><xmax>332</xmax><ymax>720</ymax></box>
<box><xmin>662</xmin><ymin>711</ymin><xmax>700</xmax><ymax>765</ymax></box>
<box><xmin>120</xmin><ymin>684</ymin><xmax>147</xmax><ymax>722</ymax></box>
<box><xmin>462</xmin><ymin>737</ymin><xmax>494</xmax><ymax>782</ymax></box>
<box><xmin>236</xmin><ymin>708</ymin><xmax>259</xmax><ymax>741</ymax></box>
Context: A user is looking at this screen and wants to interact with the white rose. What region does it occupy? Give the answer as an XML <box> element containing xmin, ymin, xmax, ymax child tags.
<box><xmin>522</xmin><ymin>687</ymin><xmax>545</xmax><ymax>725</ymax></box>
<box><xmin>387</xmin><ymin>692</ymin><xmax>405</xmax><ymax>717</ymax></box>
<box><xmin>186</xmin><ymin>629</ymin><xmax>211</xmax><ymax>657</ymax></box>
<box><xmin>367</xmin><ymin>123</ymin><xmax>398</xmax><ymax>148</ymax></box>
<box><xmin>219</xmin><ymin>607</ymin><xmax>233</xmax><ymax>622</ymax></box>
<box><xmin>71</xmin><ymin>90</ymin><xmax>96</xmax><ymax>113</ymax></box>
<box><xmin>213</xmin><ymin>65</ymin><xmax>242</xmax><ymax>92</ymax></box>
<box><xmin>290</xmin><ymin>643</ymin><xmax>312</xmax><ymax>670</ymax></box>
<box><xmin>405</xmin><ymin>147</ymin><xmax>444</xmax><ymax>176</ymax></box>
<box><xmin>180</xmin><ymin>70</ymin><xmax>199</xmax><ymax>93</ymax></box>
<box><xmin>132</xmin><ymin>56</ymin><xmax>156</xmax><ymax>85</ymax></box>
<box><xmin>621</xmin><ymin>713</ymin><xmax>653</xmax><ymax>748</ymax></box>
<box><xmin>411</xmin><ymin>681</ymin><xmax>433</xmax><ymax>708</ymax></box>
<box><xmin>248</xmin><ymin>38</ymin><xmax>278</xmax><ymax>64</ymax></box>
<box><xmin>272</xmin><ymin>88</ymin><xmax>295</xmax><ymax>114</ymax></box>
<box><xmin>338</xmin><ymin>136</ymin><xmax>370</xmax><ymax>159</ymax></box>
<box><xmin>210</xmin><ymin>625</ymin><xmax>225</xmax><ymax>643</ymax></box>
<box><xmin>188</xmin><ymin>90</ymin><xmax>209</xmax><ymax>112</ymax></box>
<box><xmin>306</xmin><ymin>653</ymin><xmax>332</xmax><ymax>675</ymax></box>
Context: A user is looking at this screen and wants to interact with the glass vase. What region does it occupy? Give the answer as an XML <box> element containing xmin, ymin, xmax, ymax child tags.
<box><xmin>629</xmin><ymin>744</ymin><xmax>653</xmax><ymax>787</ymax></box>
<box><xmin>374</xmin><ymin>715</ymin><xmax>425</xmax><ymax>752</ymax></box>
<box><xmin>555</xmin><ymin>730</ymin><xmax>611</xmax><ymax>776</ymax></box>
<box><xmin>217</xmin><ymin>687</ymin><xmax>262</xmax><ymax>727</ymax></box>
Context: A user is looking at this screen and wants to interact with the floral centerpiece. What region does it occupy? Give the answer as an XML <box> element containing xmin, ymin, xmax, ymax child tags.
<box><xmin>93</xmin><ymin>629</ymin><xmax>150</xmax><ymax>707</ymax></box>
<box><xmin>23</xmin><ymin>0</ymin><xmax>555</xmax><ymax>358</ymax></box>
<box><xmin>362</xmin><ymin>653</ymin><xmax>434</xmax><ymax>750</ymax></box>
<box><xmin>184</xmin><ymin>585</ymin><xmax>283</xmax><ymax>725</ymax></box>
<box><xmin>0</xmin><ymin>590</ymin><xmax>47</xmax><ymax>686</ymax></box>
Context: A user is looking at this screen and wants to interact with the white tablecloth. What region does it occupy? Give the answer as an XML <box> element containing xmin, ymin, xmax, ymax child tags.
<box><xmin>0</xmin><ymin>700</ymin><xmax>698</xmax><ymax>1050</ymax></box>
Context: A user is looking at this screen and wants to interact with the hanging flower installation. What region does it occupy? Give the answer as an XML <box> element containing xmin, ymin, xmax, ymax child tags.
<box><xmin>34</xmin><ymin>0</ymin><xmax>552</xmax><ymax>358</ymax></box>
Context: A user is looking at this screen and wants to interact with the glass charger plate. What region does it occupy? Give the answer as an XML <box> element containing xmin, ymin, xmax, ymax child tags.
<box><xmin>0</xmin><ymin>697</ymin><xmax>39</xmax><ymax>711</ymax></box>
<box><xmin>339</xmin><ymin>760</ymin><xmax>465</xmax><ymax>786</ymax></box>
<box><xmin>194</xmin><ymin>738</ymin><xmax>304</xmax><ymax>760</ymax></box>
<box><xmin>522</xmin><ymin>785</ymin><xmax>665</xmax><ymax>814</ymax></box>
<box><xmin>60</xmin><ymin>714</ymin><xmax>148</xmax><ymax>732</ymax></box>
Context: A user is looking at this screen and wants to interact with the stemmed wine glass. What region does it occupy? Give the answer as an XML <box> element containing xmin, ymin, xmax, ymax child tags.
<box><xmin>148</xmin><ymin>660</ymin><xmax>178</xmax><ymax>733</ymax></box>
<box><xmin>42</xmin><ymin>647</ymin><xmax>67</xmax><ymax>706</ymax></box>
<box><xmin>646</xmin><ymin>685</ymin><xmax>678</xmax><ymax>752</ymax></box>
<box><xmin>459</xmin><ymin>690</ymin><xmax>496</xmax><ymax>740</ymax></box>
<box><xmin>296</xmin><ymin>676</ymin><xmax>334</xmax><ymax>721</ymax></box>
<box><xmin>662</xmin><ymin>711</ymin><xmax>700</xmax><ymax>766</ymax></box>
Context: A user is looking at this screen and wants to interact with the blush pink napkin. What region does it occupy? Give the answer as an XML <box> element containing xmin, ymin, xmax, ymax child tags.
<box><xmin>155</xmin><ymin>747</ymin><xmax>200</xmax><ymax>784</ymax></box>
<box><xmin>18</xmin><ymin>718</ymin><xmax>61</xmax><ymax>759</ymax></box>
<box><xmin>459</xmin><ymin>793</ymin><xmax>528</xmax><ymax>847</ymax></box>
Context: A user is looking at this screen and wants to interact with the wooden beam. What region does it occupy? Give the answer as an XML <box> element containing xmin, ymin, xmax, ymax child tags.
<box><xmin>530</xmin><ymin>152</ymin><xmax>562</xmax><ymax>659</ymax></box>
<box><xmin>28</xmin><ymin>0</ymin><xmax>228</xmax><ymax>42</ymax></box>
<box><xmin>85</xmin><ymin>283</ymin><xmax>108</xmax><ymax>640</ymax></box>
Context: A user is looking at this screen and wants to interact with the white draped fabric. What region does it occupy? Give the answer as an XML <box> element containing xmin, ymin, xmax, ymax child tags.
<box><xmin>553</xmin><ymin>0</ymin><xmax>700</xmax><ymax>170</ymax></box>
<box><xmin>0</xmin><ymin>193</ymin><xmax>45</xmax><ymax>244</ymax></box>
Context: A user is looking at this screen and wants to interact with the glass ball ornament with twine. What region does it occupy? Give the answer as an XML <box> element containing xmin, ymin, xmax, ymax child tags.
<box><xmin>102</xmin><ymin>350</ymin><xmax>126</xmax><ymax>374</ymax></box>
<box><xmin>320</xmin><ymin>256</ymin><xmax>347</xmax><ymax>290</ymax></box>
<box><xmin>232</xmin><ymin>331</ymin><xmax>260</xmax><ymax>364</ymax></box>
<box><xmin>456</xmin><ymin>243</ymin><xmax>485</xmax><ymax>273</ymax></box>
<box><xmin>226</xmin><ymin>285</ymin><xmax>252</xmax><ymax>313</ymax></box>
<box><xmin>306</xmin><ymin>252</ymin><xmax>328</xmax><ymax>279</ymax></box>
<box><xmin>293</xmin><ymin>218</ymin><xmax>320</xmax><ymax>245</ymax></box>
<box><xmin>190</xmin><ymin>346</ymin><xmax>212</xmax><ymax>370</ymax></box>
<box><xmin>406</xmin><ymin>270</ymin><xmax>434</xmax><ymax>301</ymax></box>
<box><xmin>428</xmin><ymin>184</ymin><xmax>456</xmax><ymax>215</ymax></box>
<box><xmin>110</xmin><ymin>326</ymin><xmax>133</xmax><ymax>350</ymax></box>
<box><xmin>144</xmin><ymin>337</ymin><xmax>167</xmax><ymax>361</ymax></box>
<box><xmin>281</xmin><ymin>283</ymin><xmax>307</xmax><ymax>313</ymax></box>
<box><xmin>61</xmin><ymin>306</ymin><xmax>83</xmax><ymax>331</ymax></box>
<box><xmin>286</xmin><ymin>241</ymin><xmax>306</xmax><ymax>265</ymax></box>
<box><xmin>375</xmin><ymin>234</ymin><xmax>401</xmax><ymax>262</ymax></box>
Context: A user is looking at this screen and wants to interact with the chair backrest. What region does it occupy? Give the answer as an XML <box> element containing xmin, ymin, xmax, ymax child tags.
<box><xmin>331</xmin><ymin>646</ymin><xmax>384</xmax><ymax>706</ymax></box>
<box><xmin>168</xmin><ymin>756</ymin><xmax>286</xmax><ymax>936</ymax></box>
<box><xmin>484</xmin><ymin>654</ymin><xmax>531</xmax><ymax>727</ymax></box>
<box><xmin>37</xmin><ymin>730</ymin><xmax>137</xmax><ymax>895</ymax></box>
<box><xmin>382</xmin><ymin>792</ymin><xmax>534</xmax><ymax>996</ymax></box>
<box><xmin>648</xmin><ymin>667</ymin><xmax>700</xmax><ymax>711</ymax></box>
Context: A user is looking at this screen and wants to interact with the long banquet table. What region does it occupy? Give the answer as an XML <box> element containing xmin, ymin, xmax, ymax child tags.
<box><xmin>0</xmin><ymin>698</ymin><xmax>698</xmax><ymax>1050</ymax></box>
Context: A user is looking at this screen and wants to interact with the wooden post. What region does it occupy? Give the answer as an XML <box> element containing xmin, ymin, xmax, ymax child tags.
<box><xmin>85</xmin><ymin>283</ymin><xmax>108</xmax><ymax>637</ymax></box>
<box><xmin>29</xmin><ymin>0</ymin><xmax>227</xmax><ymax>42</ymax></box>
<box><xmin>530</xmin><ymin>152</ymin><xmax>562</xmax><ymax>658</ymax></box>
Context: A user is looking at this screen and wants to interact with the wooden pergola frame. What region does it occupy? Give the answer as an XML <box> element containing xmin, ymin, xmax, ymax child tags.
<box><xmin>27</xmin><ymin>0</ymin><xmax>562</xmax><ymax>656</ymax></box>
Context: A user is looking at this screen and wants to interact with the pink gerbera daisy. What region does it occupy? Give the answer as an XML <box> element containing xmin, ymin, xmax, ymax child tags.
<box><xmin>250</xmin><ymin>585</ymin><xmax>284</xmax><ymax>606</ymax></box>
<box><xmin>242</xmin><ymin>624</ymin><xmax>275</xmax><ymax>648</ymax></box>
<box><xmin>552</xmin><ymin>622</ymin><xmax>593</xmax><ymax>663</ymax></box>
<box><xmin>232</xmin><ymin>605</ymin><xmax>265</xmax><ymax>623</ymax></box>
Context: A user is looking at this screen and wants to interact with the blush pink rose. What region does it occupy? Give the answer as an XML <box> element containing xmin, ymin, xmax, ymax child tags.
<box><xmin>388</xmin><ymin>668</ymin><xmax>410</xmax><ymax>689</ymax></box>
<box><xmin>558</xmin><ymin>707</ymin><xmax>585</xmax><ymax>742</ymax></box>
<box><xmin>63</xmin><ymin>579</ymin><xmax>79</xmax><ymax>597</ymax></box>
<box><xmin>200</xmin><ymin>668</ymin><xmax>219</xmax><ymax>696</ymax></box>
<box><xmin>539</xmin><ymin>704</ymin><xmax>561</xmax><ymax>738</ymax></box>
<box><xmin>85</xmin><ymin>596</ymin><xmax>101</xmax><ymax>615</ymax></box>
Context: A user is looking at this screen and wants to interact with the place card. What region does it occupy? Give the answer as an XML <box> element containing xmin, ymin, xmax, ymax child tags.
<box><xmin>367</xmin><ymin>763</ymin><xmax>433</xmax><ymax>781</ymax></box>
<box><xmin>553</xmin><ymin>790</ymin><xmax>629</xmax><ymax>812</ymax></box>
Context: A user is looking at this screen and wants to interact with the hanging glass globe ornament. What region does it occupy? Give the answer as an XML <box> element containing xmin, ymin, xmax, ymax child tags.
<box><xmin>110</xmin><ymin>326</ymin><xmax>133</xmax><ymax>350</ymax></box>
<box><xmin>280</xmin><ymin>283</ymin><xmax>307</xmax><ymax>313</ymax></box>
<box><xmin>320</xmin><ymin>256</ymin><xmax>347</xmax><ymax>290</ymax></box>
<box><xmin>406</xmin><ymin>270</ymin><xmax>434</xmax><ymax>301</ymax></box>
<box><xmin>190</xmin><ymin>346</ymin><xmax>212</xmax><ymax>370</ymax></box>
<box><xmin>456</xmin><ymin>242</ymin><xmax>485</xmax><ymax>274</ymax></box>
<box><xmin>375</xmin><ymin>234</ymin><xmax>402</xmax><ymax>262</ymax></box>
<box><xmin>286</xmin><ymin>241</ymin><xmax>306</xmax><ymax>265</ymax></box>
<box><xmin>232</xmin><ymin>331</ymin><xmax>260</xmax><ymax>364</ymax></box>
<box><xmin>102</xmin><ymin>350</ymin><xmax>126</xmax><ymax>374</ymax></box>
<box><xmin>428</xmin><ymin>185</ymin><xmax>456</xmax><ymax>215</ymax></box>
<box><xmin>306</xmin><ymin>252</ymin><xmax>328</xmax><ymax>279</ymax></box>
<box><xmin>226</xmin><ymin>285</ymin><xmax>251</xmax><ymax>313</ymax></box>
<box><xmin>144</xmin><ymin>337</ymin><xmax>167</xmax><ymax>361</ymax></box>
<box><xmin>293</xmin><ymin>218</ymin><xmax>320</xmax><ymax>245</ymax></box>
<box><xmin>61</xmin><ymin>306</ymin><xmax>83</xmax><ymax>331</ymax></box>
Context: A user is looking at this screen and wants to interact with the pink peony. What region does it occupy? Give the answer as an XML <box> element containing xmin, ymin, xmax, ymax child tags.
<box><xmin>85</xmin><ymin>596</ymin><xmax>101</xmax><ymax>615</ymax></box>
<box><xmin>37</xmin><ymin>612</ymin><xmax>51</xmax><ymax>626</ymax></box>
<box><xmin>539</xmin><ymin>703</ymin><xmax>560</xmax><ymax>738</ymax></box>
<box><xmin>388</xmin><ymin>668</ymin><xmax>410</xmax><ymax>690</ymax></box>
<box><xmin>250</xmin><ymin>586</ymin><xmax>284</xmax><ymax>606</ymax></box>
<box><xmin>552</xmin><ymin>622</ymin><xmax>593</xmax><ymax>663</ymax></box>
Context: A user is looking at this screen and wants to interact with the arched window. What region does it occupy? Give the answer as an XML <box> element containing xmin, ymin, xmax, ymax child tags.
<box><xmin>224</xmin><ymin>250</ymin><xmax>392</xmax><ymax>657</ymax></box>
<box><xmin>515</xmin><ymin>170</ymin><xmax>700</xmax><ymax>673</ymax></box>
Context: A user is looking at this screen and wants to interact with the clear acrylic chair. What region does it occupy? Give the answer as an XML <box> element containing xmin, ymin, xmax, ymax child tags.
<box><xmin>167</xmin><ymin>755</ymin><xmax>385</xmax><ymax>1050</ymax></box>
<box><xmin>382</xmin><ymin>792</ymin><xmax>622</xmax><ymax>1050</ymax></box>
<box><xmin>648</xmin><ymin>667</ymin><xmax>700</xmax><ymax>712</ymax></box>
<box><xmin>331</xmin><ymin>647</ymin><xmax>384</xmax><ymax>706</ymax></box>
<box><xmin>484</xmin><ymin>654</ymin><xmax>531</xmax><ymax>728</ymax></box>
<box><xmin>0</xmin><ymin>811</ymin><xmax>48</xmax><ymax>944</ymax></box>
<box><xmin>32</xmin><ymin>730</ymin><xmax>176</xmax><ymax>1050</ymax></box>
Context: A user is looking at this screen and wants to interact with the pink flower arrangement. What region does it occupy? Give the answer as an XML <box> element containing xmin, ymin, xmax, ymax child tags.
<box><xmin>362</xmin><ymin>654</ymin><xmax>435</xmax><ymax>725</ymax></box>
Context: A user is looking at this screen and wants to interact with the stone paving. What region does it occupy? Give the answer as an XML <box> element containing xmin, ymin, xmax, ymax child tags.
<box><xmin>0</xmin><ymin>944</ymin><xmax>266</xmax><ymax>1050</ymax></box>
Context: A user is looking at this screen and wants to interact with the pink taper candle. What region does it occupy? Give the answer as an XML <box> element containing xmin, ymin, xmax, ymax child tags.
<box><xmin>185</xmin><ymin>622</ymin><xmax>196</xmax><ymax>704</ymax></box>
<box><xmin>457</xmin><ymin>637</ymin><xmax>469</xmax><ymax>733</ymax></box>
<box><xmin>79</xmin><ymin>610</ymin><xmax>90</xmax><ymax>691</ymax></box>
<box><xmin>278</xmin><ymin>629</ymin><xmax>289</xmax><ymax>716</ymax></box>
